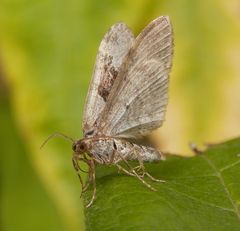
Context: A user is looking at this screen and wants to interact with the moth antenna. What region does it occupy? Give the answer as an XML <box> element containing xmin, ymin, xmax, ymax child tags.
<box><xmin>40</xmin><ymin>132</ymin><xmax>75</xmax><ymax>149</ymax></box>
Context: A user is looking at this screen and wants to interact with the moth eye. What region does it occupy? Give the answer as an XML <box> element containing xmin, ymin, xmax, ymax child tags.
<box><xmin>77</xmin><ymin>143</ymin><xmax>87</xmax><ymax>153</ymax></box>
<box><xmin>79</xmin><ymin>144</ymin><xmax>86</xmax><ymax>150</ymax></box>
<box><xmin>72</xmin><ymin>142</ymin><xmax>86</xmax><ymax>153</ymax></box>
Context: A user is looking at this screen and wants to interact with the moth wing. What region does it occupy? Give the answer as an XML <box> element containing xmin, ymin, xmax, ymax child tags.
<box><xmin>96</xmin><ymin>16</ymin><xmax>173</xmax><ymax>138</ymax></box>
<box><xmin>83</xmin><ymin>23</ymin><xmax>134</xmax><ymax>137</ymax></box>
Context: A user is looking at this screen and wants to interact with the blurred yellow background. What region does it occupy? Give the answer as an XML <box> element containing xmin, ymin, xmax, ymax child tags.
<box><xmin>1</xmin><ymin>0</ymin><xmax>240</xmax><ymax>231</ymax></box>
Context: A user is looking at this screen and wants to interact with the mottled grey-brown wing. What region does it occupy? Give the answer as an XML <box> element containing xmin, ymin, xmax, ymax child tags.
<box><xmin>96</xmin><ymin>16</ymin><xmax>173</xmax><ymax>138</ymax></box>
<box><xmin>83</xmin><ymin>23</ymin><xmax>134</xmax><ymax>137</ymax></box>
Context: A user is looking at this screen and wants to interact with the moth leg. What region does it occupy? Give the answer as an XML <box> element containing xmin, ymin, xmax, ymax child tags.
<box><xmin>132</xmin><ymin>150</ymin><xmax>145</xmax><ymax>176</ymax></box>
<box><xmin>116</xmin><ymin>163</ymin><xmax>156</xmax><ymax>191</ymax></box>
<box><xmin>82</xmin><ymin>154</ymin><xmax>96</xmax><ymax>194</ymax></box>
<box><xmin>144</xmin><ymin>171</ymin><xmax>165</xmax><ymax>183</ymax></box>
<box><xmin>73</xmin><ymin>155</ymin><xmax>92</xmax><ymax>197</ymax></box>
<box><xmin>117</xmin><ymin>154</ymin><xmax>157</xmax><ymax>191</ymax></box>
<box><xmin>72</xmin><ymin>156</ymin><xmax>85</xmax><ymax>196</ymax></box>
<box><xmin>109</xmin><ymin>149</ymin><xmax>116</xmax><ymax>165</ymax></box>
<box><xmin>133</xmin><ymin>150</ymin><xmax>165</xmax><ymax>183</ymax></box>
<box><xmin>81</xmin><ymin>167</ymin><xmax>93</xmax><ymax>195</ymax></box>
<box><xmin>116</xmin><ymin>163</ymin><xmax>135</xmax><ymax>176</ymax></box>
<box><xmin>86</xmin><ymin>159</ymin><xmax>96</xmax><ymax>208</ymax></box>
<box><xmin>72</xmin><ymin>155</ymin><xmax>89</xmax><ymax>173</ymax></box>
<box><xmin>73</xmin><ymin>155</ymin><xmax>97</xmax><ymax>207</ymax></box>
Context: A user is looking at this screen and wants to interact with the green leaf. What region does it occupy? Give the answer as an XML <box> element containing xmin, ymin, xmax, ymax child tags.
<box><xmin>85</xmin><ymin>138</ymin><xmax>240</xmax><ymax>231</ymax></box>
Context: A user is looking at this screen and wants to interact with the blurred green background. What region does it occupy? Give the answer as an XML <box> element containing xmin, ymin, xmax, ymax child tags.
<box><xmin>1</xmin><ymin>0</ymin><xmax>240</xmax><ymax>231</ymax></box>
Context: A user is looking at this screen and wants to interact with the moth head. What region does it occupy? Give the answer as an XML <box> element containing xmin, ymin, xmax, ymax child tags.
<box><xmin>72</xmin><ymin>139</ymin><xmax>89</xmax><ymax>154</ymax></box>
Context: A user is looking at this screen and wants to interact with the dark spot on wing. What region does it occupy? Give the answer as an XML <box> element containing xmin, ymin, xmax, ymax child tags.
<box><xmin>85</xmin><ymin>129</ymin><xmax>95</xmax><ymax>137</ymax></box>
<box><xmin>98</xmin><ymin>85</ymin><xmax>110</xmax><ymax>102</ymax></box>
<box><xmin>98</xmin><ymin>55</ymin><xmax>119</xmax><ymax>101</ymax></box>
<box><xmin>113</xmin><ymin>140</ymin><xmax>117</xmax><ymax>150</ymax></box>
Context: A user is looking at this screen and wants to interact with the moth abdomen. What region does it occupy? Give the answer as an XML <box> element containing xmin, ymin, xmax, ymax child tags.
<box><xmin>82</xmin><ymin>137</ymin><xmax>163</xmax><ymax>165</ymax></box>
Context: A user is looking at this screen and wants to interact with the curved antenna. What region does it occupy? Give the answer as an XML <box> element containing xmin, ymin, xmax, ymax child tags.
<box><xmin>40</xmin><ymin>132</ymin><xmax>75</xmax><ymax>149</ymax></box>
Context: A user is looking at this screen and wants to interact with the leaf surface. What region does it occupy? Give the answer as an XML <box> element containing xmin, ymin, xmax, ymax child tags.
<box><xmin>85</xmin><ymin>138</ymin><xmax>240</xmax><ymax>231</ymax></box>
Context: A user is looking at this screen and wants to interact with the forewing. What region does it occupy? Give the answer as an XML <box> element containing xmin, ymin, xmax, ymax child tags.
<box><xmin>83</xmin><ymin>23</ymin><xmax>134</xmax><ymax>137</ymax></box>
<box><xmin>96</xmin><ymin>16</ymin><xmax>173</xmax><ymax>138</ymax></box>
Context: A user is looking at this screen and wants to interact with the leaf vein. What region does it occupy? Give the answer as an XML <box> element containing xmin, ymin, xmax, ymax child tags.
<box><xmin>219</xmin><ymin>159</ymin><xmax>240</xmax><ymax>172</ymax></box>
<box><xmin>202</xmin><ymin>155</ymin><xmax>240</xmax><ymax>220</ymax></box>
<box><xmin>164</xmin><ymin>184</ymin><xmax>235</xmax><ymax>213</ymax></box>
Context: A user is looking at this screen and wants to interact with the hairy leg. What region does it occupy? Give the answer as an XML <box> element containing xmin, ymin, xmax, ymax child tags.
<box><xmin>116</xmin><ymin>153</ymin><xmax>157</xmax><ymax>191</ymax></box>
<box><xmin>132</xmin><ymin>150</ymin><xmax>165</xmax><ymax>183</ymax></box>
<box><xmin>86</xmin><ymin>159</ymin><xmax>96</xmax><ymax>208</ymax></box>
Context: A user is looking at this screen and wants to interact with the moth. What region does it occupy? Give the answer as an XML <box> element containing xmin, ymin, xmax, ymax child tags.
<box><xmin>72</xmin><ymin>16</ymin><xmax>173</xmax><ymax>207</ymax></box>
